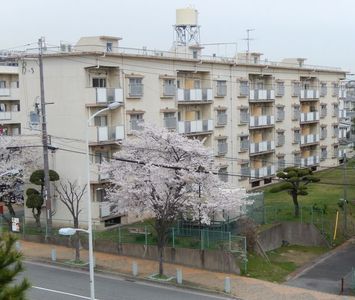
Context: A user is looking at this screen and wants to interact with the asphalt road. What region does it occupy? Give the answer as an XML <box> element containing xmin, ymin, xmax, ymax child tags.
<box><xmin>24</xmin><ymin>261</ymin><xmax>234</xmax><ymax>300</ymax></box>
<box><xmin>286</xmin><ymin>240</ymin><xmax>355</xmax><ymax>295</ymax></box>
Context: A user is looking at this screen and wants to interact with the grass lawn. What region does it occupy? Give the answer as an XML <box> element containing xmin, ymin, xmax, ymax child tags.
<box><xmin>246</xmin><ymin>245</ymin><xmax>328</xmax><ymax>283</ymax></box>
<box><xmin>261</xmin><ymin>159</ymin><xmax>355</xmax><ymax>242</ymax></box>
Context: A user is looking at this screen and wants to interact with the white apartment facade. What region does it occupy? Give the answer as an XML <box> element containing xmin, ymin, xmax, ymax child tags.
<box><xmin>13</xmin><ymin>35</ymin><xmax>347</xmax><ymax>228</ymax></box>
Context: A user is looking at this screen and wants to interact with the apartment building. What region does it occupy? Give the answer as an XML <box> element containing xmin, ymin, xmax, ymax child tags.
<box><xmin>0</xmin><ymin>62</ymin><xmax>22</xmax><ymax>136</ymax></box>
<box><xmin>14</xmin><ymin>33</ymin><xmax>347</xmax><ymax>228</ymax></box>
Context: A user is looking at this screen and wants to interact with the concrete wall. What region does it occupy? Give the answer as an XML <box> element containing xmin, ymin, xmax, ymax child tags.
<box><xmin>21</xmin><ymin>234</ymin><xmax>240</xmax><ymax>274</ymax></box>
<box><xmin>257</xmin><ymin>222</ymin><xmax>329</xmax><ymax>252</ymax></box>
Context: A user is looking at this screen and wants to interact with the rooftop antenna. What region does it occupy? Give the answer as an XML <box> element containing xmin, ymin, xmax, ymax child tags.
<box><xmin>242</xmin><ymin>28</ymin><xmax>255</xmax><ymax>57</ymax></box>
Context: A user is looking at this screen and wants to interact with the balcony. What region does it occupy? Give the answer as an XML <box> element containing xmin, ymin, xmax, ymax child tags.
<box><xmin>177</xmin><ymin>88</ymin><xmax>213</xmax><ymax>103</ymax></box>
<box><xmin>96</xmin><ymin>88</ymin><xmax>123</xmax><ymax>104</ymax></box>
<box><xmin>0</xmin><ymin>88</ymin><xmax>10</xmax><ymax>96</ymax></box>
<box><xmin>163</xmin><ymin>117</ymin><xmax>177</xmax><ymax>129</ymax></box>
<box><xmin>90</xmin><ymin>125</ymin><xmax>124</xmax><ymax>145</ymax></box>
<box><xmin>301</xmin><ymin>155</ymin><xmax>320</xmax><ymax>167</ymax></box>
<box><xmin>249</xmin><ymin>89</ymin><xmax>275</xmax><ymax>102</ymax></box>
<box><xmin>338</xmin><ymin>129</ymin><xmax>347</xmax><ymax>140</ymax></box>
<box><xmin>250</xmin><ymin>141</ymin><xmax>275</xmax><ymax>155</ymax></box>
<box><xmin>300</xmin><ymin>89</ymin><xmax>319</xmax><ymax>100</ymax></box>
<box><xmin>178</xmin><ymin>119</ymin><xmax>213</xmax><ymax>135</ymax></box>
<box><xmin>300</xmin><ymin>134</ymin><xmax>320</xmax><ymax>145</ymax></box>
<box><xmin>338</xmin><ymin>110</ymin><xmax>347</xmax><ymax>119</ymax></box>
<box><xmin>249</xmin><ymin>115</ymin><xmax>274</xmax><ymax>128</ymax></box>
<box><xmin>250</xmin><ymin>165</ymin><xmax>275</xmax><ymax>179</ymax></box>
<box><xmin>0</xmin><ymin>88</ymin><xmax>19</xmax><ymax>100</ymax></box>
<box><xmin>300</xmin><ymin>112</ymin><xmax>319</xmax><ymax>123</ymax></box>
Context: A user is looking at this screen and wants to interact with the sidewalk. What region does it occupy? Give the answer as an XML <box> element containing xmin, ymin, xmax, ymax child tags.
<box><xmin>21</xmin><ymin>240</ymin><xmax>352</xmax><ymax>300</ymax></box>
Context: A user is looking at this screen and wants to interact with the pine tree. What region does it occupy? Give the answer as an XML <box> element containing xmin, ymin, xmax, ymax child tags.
<box><xmin>0</xmin><ymin>234</ymin><xmax>30</xmax><ymax>300</ymax></box>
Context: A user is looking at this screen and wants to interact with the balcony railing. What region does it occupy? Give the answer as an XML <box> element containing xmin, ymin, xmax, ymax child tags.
<box><xmin>241</xmin><ymin>167</ymin><xmax>250</xmax><ymax>177</ymax></box>
<box><xmin>276</xmin><ymin>110</ymin><xmax>285</xmax><ymax>121</ymax></box>
<box><xmin>177</xmin><ymin>88</ymin><xmax>213</xmax><ymax>102</ymax></box>
<box><xmin>277</xmin><ymin>135</ymin><xmax>285</xmax><ymax>146</ymax></box>
<box><xmin>0</xmin><ymin>88</ymin><xmax>10</xmax><ymax>96</ymax></box>
<box><xmin>128</xmin><ymin>83</ymin><xmax>144</xmax><ymax>97</ymax></box>
<box><xmin>96</xmin><ymin>88</ymin><xmax>123</xmax><ymax>103</ymax></box>
<box><xmin>320</xmin><ymin>129</ymin><xmax>327</xmax><ymax>140</ymax></box>
<box><xmin>338</xmin><ymin>129</ymin><xmax>347</xmax><ymax>140</ymax></box>
<box><xmin>100</xmin><ymin>201</ymin><xmax>112</xmax><ymax>218</ymax></box>
<box><xmin>249</xmin><ymin>115</ymin><xmax>274</xmax><ymax>128</ymax></box>
<box><xmin>250</xmin><ymin>141</ymin><xmax>275</xmax><ymax>154</ymax></box>
<box><xmin>240</xmin><ymin>140</ymin><xmax>249</xmax><ymax>151</ymax></box>
<box><xmin>338</xmin><ymin>110</ymin><xmax>347</xmax><ymax>119</ymax></box>
<box><xmin>163</xmin><ymin>84</ymin><xmax>176</xmax><ymax>96</ymax></box>
<box><xmin>300</xmin><ymin>89</ymin><xmax>319</xmax><ymax>100</ymax></box>
<box><xmin>320</xmin><ymin>108</ymin><xmax>327</xmax><ymax>118</ymax></box>
<box><xmin>250</xmin><ymin>165</ymin><xmax>275</xmax><ymax>179</ymax></box>
<box><xmin>301</xmin><ymin>155</ymin><xmax>320</xmax><ymax>167</ymax></box>
<box><xmin>178</xmin><ymin>119</ymin><xmax>214</xmax><ymax>134</ymax></box>
<box><xmin>249</xmin><ymin>89</ymin><xmax>275</xmax><ymax>101</ymax></box>
<box><xmin>240</xmin><ymin>112</ymin><xmax>249</xmax><ymax>123</ymax></box>
<box><xmin>217</xmin><ymin>113</ymin><xmax>227</xmax><ymax>126</ymax></box>
<box><xmin>163</xmin><ymin>117</ymin><xmax>177</xmax><ymax>129</ymax></box>
<box><xmin>338</xmin><ymin>149</ymin><xmax>346</xmax><ymax>158</ymax></box>
<box><xmin>300</xmin><ymin>111</ymin><xmax>319</xmax><ymax>123</ymax></box>
<box><xmin>0</xmin><ymin>112</ymin><xmax>12</xmax><ymax>120</ymax></box>
<box><xmin>97</xmin><ymin>125</ymin><xmax>124</xmax><ymax>142</ymax></box>
<box><xmin>300</xmin><ymin>134</ymin><xmax>320</xmax><ymax>145</ymax></box>
<box><xmin>130</xmin><ymin>119</ymin><xmax>144</xmax><ymax>131</ymax></box>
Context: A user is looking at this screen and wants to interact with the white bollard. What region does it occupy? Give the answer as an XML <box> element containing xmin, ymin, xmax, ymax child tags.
<box><xmin>132</xmin><ymin>261</ymin><xmax>138</xmax><ymax>277</ymax></box>
<box><xmin>15</xmin><ymin>241</ymin><xmax>21</xmax><ymax>251</ymax></box>
<box><xmin>176</xmin><ymin>269</ymin><xmax>183</xmax><ymax>284</ymax></box>
<box><xmin>51</xmin><ymin>248</ymin><xmax>57</xmax><ymax>262</ymax></box>
<box><xmin>224</xmin><ymin>277</ymin><xmax>231</xmax><ymax>294</ymax></box>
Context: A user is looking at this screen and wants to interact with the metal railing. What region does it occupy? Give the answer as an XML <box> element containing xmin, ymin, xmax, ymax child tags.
<box><xmin>216</xmin><ymin>84</ymin><xmax>227</xmax><ymax>97</ymax></box>
<box><xmin>240</xmin><ymin>139</ymin><xmax>249</xmax><ymax>151</ymax></box>
<box><xmin>277</xmin><ymin>135</ymin><xmax>285</xmax><ymax>146</ymax></box>
<box><xmin>217</xmin><ymin>113</ymin><xmax>227</xmax><ymax>126</ymax></box>
<box><xmin>163</xmin><ymin>117</ymin><xmax>177</xmax><ymax>129</ymax></box>
<box><xmin>240</xmin><ymin>112</ymin><xmax>249</xmax><ymax>123</ymax></box>
<box><xmin>320</xmin><ymin>108</ymin><xmax>327</xmax><ymax>118</ymax></box>
<box><xmin>276</xmin><ymin>110</ymin><xmax>285</xmax><ymax>121</ymax></box>
<box><xmin>217</xmin><ymin>142</ymin><xmax>228</xmax><ymax>155</ymax></box>
<box><xmin>320</xmin><ymin>129</ymin><xmax>327</xmax><ymax>140</ymax></box>
<box><xmin>128</xmin><ymin>84</ymin><xmax>144</xmax><ymax>97</ymax></box>
<box><xmin>130</xmin><ymin>119</ymin><xmax>144</xmax><ymax>131</ymax></box>
<box><xmin>163</xmin><ymin>84</ymin><xmax>176</xmax><ymax>96</ymax></box>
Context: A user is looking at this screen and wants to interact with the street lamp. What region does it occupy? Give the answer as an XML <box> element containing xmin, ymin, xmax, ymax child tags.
<box><xmin>59</xmin><ymin>101</ymin><xmax>121</xmax><ymax>300</ymax></box>
<box><xmin>85</xmin><ymin>101</ymin><xmax>121</xmax><ymax>300</ymax></box>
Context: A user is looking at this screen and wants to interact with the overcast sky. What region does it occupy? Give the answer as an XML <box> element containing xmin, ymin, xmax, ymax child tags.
<box><xmin>2</xmin><ymin>0</ymin><xmax>354</xmax><ymax>73</ymax></box>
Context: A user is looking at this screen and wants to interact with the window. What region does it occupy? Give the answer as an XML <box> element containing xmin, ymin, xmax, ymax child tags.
<box><xmin>332</xmin><ymin>104</ymin><xmax>339</xmax><ymax>117</ymax></box>
<box><xmin>94</xmin><ymin>115</ymin><xmax>107</xmax><ymax>127</ymax></box>
<box><xmin>332</xmin><ymin>83</ymin><xmax>339</xmax><ymax>97</ymax></box>
<box><xmin>240</xmin><ymin>136</ymin><xmax>249</xmax><ymax>151</ymax></box>
<box><xmin>320</xmin><ymin>83</ymin><xmax>327</xmax><ymax>97</ymax></box>
<box><xmin>276</xmin><ymin>82</ymin><xmax>285</xmax><ymax>97</ymax></box>
<box><xmin>276</xmin><ymin>106</ymin><xmax>285</xmax><ymax>121</ymax></box>
<box><xmin>332</xmin><ymin>125</ymin><xmax>339</xmax><ymax>137</ymax></box>
<box><xmin>163</xmin><ymin>79</ymin><xmax>175</xmax><ymax>96</ymax></box>
<box><xmin>321</xmin><ymin>147</ymin><xmax>327</xmax><ymax>161</ymax></box>
<box><xmin>92</xmin><ymin>78</ymin><xmax>106</xmax><ymax>88</ymax></box>
<box><xmin>217</xmin><ymin>139</ymin><xmax>228</xmax><ymax>156</ymax></box>
<box><xmin>239</xmin><ymin>81</ymin><xmax>249</xmax><ymax>97</ymax></box>
<box><xmin>218</xmin><ymin>167</ymin><xmax>228</xmax><ymax>183</ymax></box>
<box><xmin>320</xmin><ymin>104</ymin><xmax>327</xmax><ymax>118</ymax></box>
<box><xmin>96</xmin><ymin>188</ymin><xmax>107</xmax><ymax>202</ymax></box>
<box><xmin>192</xmin><ymin>50</ymin><xmax>198</xmax><ymax>59</ymax></box>
<box><xmin>277</xmin><ymin>131</ymin><xmax>285</xmax><ymax>146</ymax></box>
<box><xmin>277</xmin><ymin>156</ymin><xmax>286</xmax><ymax>170</ymax></box>
<box><xmin>129</xmin><ymin>78</ymin><xmax>143</xmax><ymax>97</ymax></box>
<box><xmin>320</xmin><ymin>126</ymin><xmax>327</xmax><ymax>140</ymax></box>
<box><xmin>216</xmin><ymin>110</ymin><xmax>227</xmax><ymax>126</ymax></box>
<box><xmin>216</xmin><ymin>80</ymin><xmax>227</xmax><ymax>97</ymax></box>
<box><xmin>292</xmin><ymin>105</ymin><xmax>300</xmax><ymax>120</ymax></box>
<box><xmin>240</xmin><ymin>108</ymin><xmax>249</xmax><ymax>123</ymax></box>
<box><xmin>163</xmin><ymin>112</ymin><xmax>176</xmax><ymax>129</ymax></box>
<box><xmin>106</xmin><ymin>42</ymin><xmax>113</xmax><ymax>52</ymax></box>
<box><xmin>294</xmin><ymin>153</ymin><xmax>301</xmax><ymax>167</ymax></box>
<box><xmin>94</xmin><ymin>151</ymin><xmax>109</xmax><ymax>164</ymax></box>
<box><xmin>130</xmin><ymin>114</ymin><xmax>144</xmax><ymax>130</ymax></box>
<box><xmin>292</xmin><ymin>81</ymin><xmax>301</xmax><ymax>96</ymax></box>
<box><xmin>194</xmin><ymin>79</ymin><xmax>201</xmax><ymax>89</ymax></box>
<box><xmin>240</xmin><ymin>163</ymin><xmax>249</xmax><ymax>180</ymax></box>
<box><xmin>294</xmin><ymin>129</ymin><xmax>301</xmax><ymax>143</ymax></box>
<box><xmin>0</xmin><ymin>81</ymin><xmax>6</xmax><ymax>88</ymax></box>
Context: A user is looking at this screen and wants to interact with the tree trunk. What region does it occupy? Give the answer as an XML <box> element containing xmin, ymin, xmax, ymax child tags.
<box><xmin>74</xmin><ymin>219</ymin><xmax>80</xmax><ymax>262</ymax></box>
<box><xmin>6</xmin><ymin>203</ymin><xmax>16</xmax><ymax>218</ymax></box>
<box><xmin>33</xmin><ymin>208</ymin><xmax>41</xmax><ymax>229</ymax></box>
<box><xmin>155</xmin><ymin>221</ymin><xmax>168</xmax><ymax>277</ymax></box>
<box><xmin>292</xmin><ymin>192</ymin><xmax>299</xmax><ymax>217</ymax></box>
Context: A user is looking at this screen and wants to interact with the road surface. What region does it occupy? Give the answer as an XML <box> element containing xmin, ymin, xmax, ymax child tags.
<box><xmin>24</xmin><ymin>261</ymin><xmax>234</xmax><ymax>300</ymax></box>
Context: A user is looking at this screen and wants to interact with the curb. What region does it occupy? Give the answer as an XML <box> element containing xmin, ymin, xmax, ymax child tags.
<box><xmin>24</xmin><ymin>256</ymin><xmax>241</xmax><ymax>300</ymax></box>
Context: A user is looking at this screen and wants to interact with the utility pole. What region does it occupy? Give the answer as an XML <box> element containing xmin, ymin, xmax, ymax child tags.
<box><xmin>38</xmin><ymin>37</ymin><xmax>52</xmax><ymax>237</ymax></box>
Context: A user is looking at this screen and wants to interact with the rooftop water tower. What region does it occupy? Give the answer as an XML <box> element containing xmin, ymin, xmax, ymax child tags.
<box><xmin>174</xmin><ymin>8</ymin><xmax>200</xmax><ymax>46</ymax></box>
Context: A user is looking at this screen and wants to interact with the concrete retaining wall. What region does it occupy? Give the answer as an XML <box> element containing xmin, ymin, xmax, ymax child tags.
<box><xmin>257</xmin><ymin>222</ymin><xmax>329</xmax><ymax>252</ymax></box>
<box><xmin>21</xmin><ymin>234</ymin><xmax>240</xmax><ymax>274</ymax></box>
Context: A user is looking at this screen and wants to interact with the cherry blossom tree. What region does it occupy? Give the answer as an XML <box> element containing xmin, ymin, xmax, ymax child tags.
<box><xmin>0</xmin><ymin>136</ymin><xmax>40</xmax><ymax>227</ymax></box>
<box><xmin>103</xmin><ymin>125</ymin><xmax>247</xmax><ymax>276</ymax></box>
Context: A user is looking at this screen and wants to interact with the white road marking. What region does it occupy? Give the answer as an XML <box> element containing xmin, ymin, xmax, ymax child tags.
<box><xmin>32</xmin><ymin>286</ymin><xmax>101</xmax><ymax>300</ymax></box>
